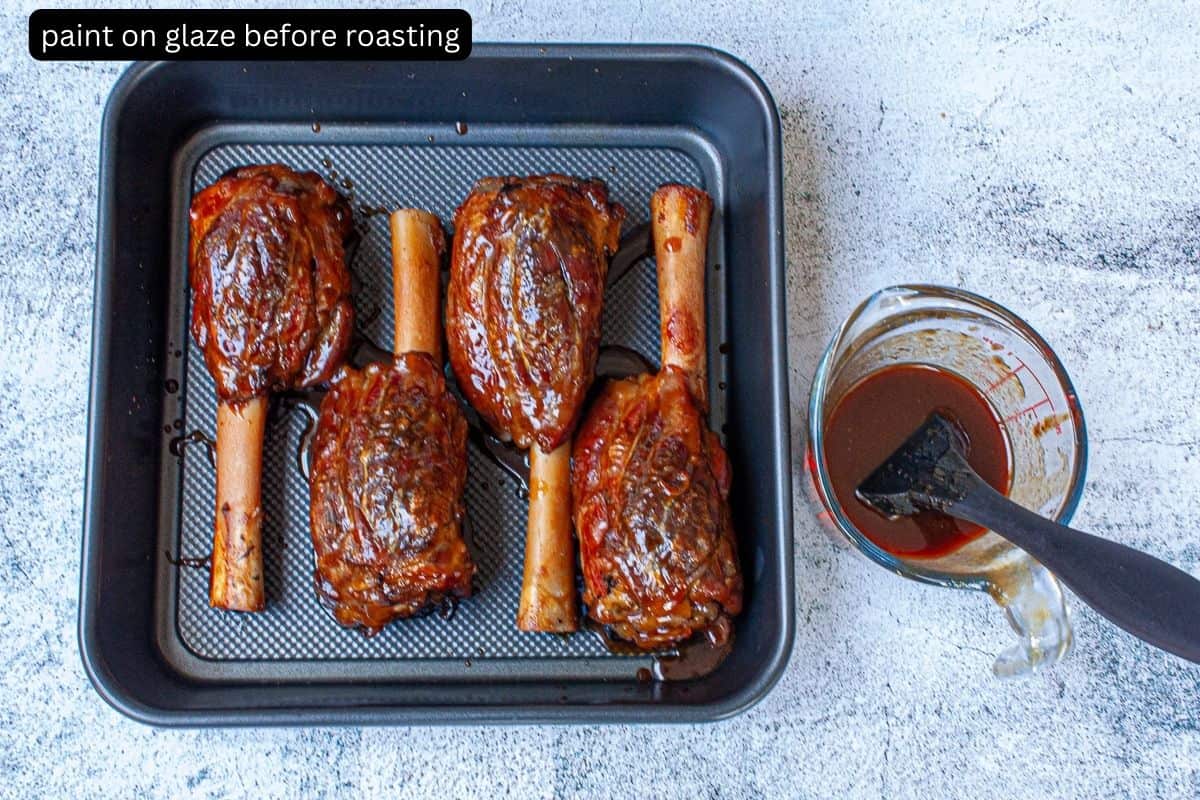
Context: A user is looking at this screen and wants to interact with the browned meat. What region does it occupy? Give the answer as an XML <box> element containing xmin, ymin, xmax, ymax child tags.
<box><xmin>445</xmin><ymin>174</ymin><xmax>624</xmax><ymax>632</ymax></box>
<box><xmin>309</xmin><ymin>354</ymin><xmax>473</xmax><ymax>634</ymax></box>
<box><xmin>572</xmin><ymin>184</ymin><xmax>742</xmax><ymax>649</ymax></box>
<box><xmin>309</xmin><ymin>208</ymin><xmax>474</xmax><ymax>635</ymax></box>
<box><xmin>188</xmin><ymin>163</ymin><xmax>355</xmax><ymax>612</ymax></box>
<box><xmin>190</xmin><ymin>164</ymin><xmax>354</xmax><ymax>403</ymax></box>
<box><xmin>445</xmin><ymin>174</ymin><xmax>624</xmax><ymax>452</ymax></box>
<box><xmin>573</xmin><ymin>367</ymin><xmax>742</xmax><ymax>649</ymax></box>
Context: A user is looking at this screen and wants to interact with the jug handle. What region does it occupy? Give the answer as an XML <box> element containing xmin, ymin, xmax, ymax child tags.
<box><xmin>986</xmin><ymin>558</ymin><xmax>1073</xmax><ymax>677</ymax></box>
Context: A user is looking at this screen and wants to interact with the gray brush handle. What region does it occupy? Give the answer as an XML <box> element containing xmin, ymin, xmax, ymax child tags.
<box><xmin>942</xmin><ymin>472</ymin><xmax>1200</xmax><ymax>664</ymax></box>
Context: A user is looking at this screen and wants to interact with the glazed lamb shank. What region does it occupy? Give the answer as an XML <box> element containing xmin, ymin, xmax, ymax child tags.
<box><xmin>189</xmin><ymin>164</ymin><xmax>354</xmax><ymax>612</ymax></box>
<box><xmin>446</xmin><ymin>175</ymin><xmax>624</xmax><ymax>632</ymax></box>
<box><xmin>572</xmin><ymin>185</ymin><xmax>742</xmax><ymax>650</ymax></box>
<box><xmin>308</xmin><ymin>210</ymin><xmax>474</xmax><ymax>634</ymax></box>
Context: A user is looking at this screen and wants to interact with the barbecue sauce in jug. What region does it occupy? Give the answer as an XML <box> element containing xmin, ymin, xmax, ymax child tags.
<box><xmin>822</xmin><ymin>364</ymin><xmax>1011</xmax><ymax>558</ymax></box>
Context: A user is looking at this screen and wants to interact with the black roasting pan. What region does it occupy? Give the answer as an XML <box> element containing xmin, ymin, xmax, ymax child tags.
<box><xmin>81</xmin><ymin>45</ymin><xmax>792</xmax><ymax>725</ymax></box>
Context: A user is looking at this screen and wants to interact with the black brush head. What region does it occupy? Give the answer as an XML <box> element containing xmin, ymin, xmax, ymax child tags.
<box><xmin>855</xmin><ymin>412</ymin><xmax>972</xmax><ymax>518</ymax></box>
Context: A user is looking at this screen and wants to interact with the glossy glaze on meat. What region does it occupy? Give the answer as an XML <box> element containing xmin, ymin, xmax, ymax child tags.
<box><xmin>445</xmin><ymin>174</ymin><xmax>625</xmax><ymax>452</ymax></box>
<box><xmin>189</xmin><ymin>164</ymin><xmax>355</xmax><ymax>403</ymax></box>
<box><xmin>309</xmin><ymin>354</ymin><xmax>474</xmax><ymax>634</ymax></box>
<box><xmin>573</xmin><ymin>367</ymin><xmax>743</xmax><ymax>650</ymax></box>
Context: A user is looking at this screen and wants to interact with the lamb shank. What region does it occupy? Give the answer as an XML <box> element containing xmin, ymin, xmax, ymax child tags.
<box><xmin>189</xmin><ymin>164</ymin><xmax>354</xmax><ymax>611</ymax></box>
<box><xmin>446</xmin><ymin>175</ymin><xmax>624</xmax><ymax>632</ymax></box>
<box><xmin>309</xmin><ymin>210</ymin><xmax>474</xmax><ymax>635</ymax></box>
<box><xmin>572</xmin><ymin>185</ymin><xmax>742</xmax><ymax>650</ymax></box>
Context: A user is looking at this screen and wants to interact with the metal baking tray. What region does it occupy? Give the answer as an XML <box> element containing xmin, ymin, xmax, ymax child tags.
<box><xmin>82</xmin><ymin>46</ymin><xmax>792</xmax><ymax>725</ymax></box>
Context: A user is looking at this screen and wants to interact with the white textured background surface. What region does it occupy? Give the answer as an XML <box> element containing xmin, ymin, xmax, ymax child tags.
<box><xmin>2</xmin><ymin>1</ymin><xmax>1199</xmax><ymax>797</ymax></box>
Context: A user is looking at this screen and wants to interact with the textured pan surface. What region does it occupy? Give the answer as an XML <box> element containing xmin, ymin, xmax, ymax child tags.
<box><xmin>163</xmin><ymin>128</ymin><xmax>725</xmax><ymax>672</ymax></box>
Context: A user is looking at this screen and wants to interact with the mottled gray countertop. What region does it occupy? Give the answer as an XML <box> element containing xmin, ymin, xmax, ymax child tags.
<box><xmin>2</xmin><ymin>1</ymin><xmax>1198</xmax><ymax>797</ymax></box>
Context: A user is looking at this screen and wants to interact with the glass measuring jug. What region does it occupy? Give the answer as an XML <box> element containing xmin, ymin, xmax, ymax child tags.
<box><xmin>808</xmin><ymin>285</ymin><xmax>1088</xmax><ymax>676</ymax></box>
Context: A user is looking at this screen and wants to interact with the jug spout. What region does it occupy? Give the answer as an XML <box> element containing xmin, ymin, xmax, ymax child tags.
<box><xmin>987</xmin><ymin>559</ymin><xmax>1073</xmax><ymax>677</ymax></box>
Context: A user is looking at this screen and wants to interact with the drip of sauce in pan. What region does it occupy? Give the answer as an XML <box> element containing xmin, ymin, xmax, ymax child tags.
<box><xmin>605</xmin><ymin>223</ymin><xmax>650</xmax><ymax>289</ymax></box>
<box><xmin>168</xmin><ymin>429</ymin><xmax>216</xmax><ymax>468</ymax></box>
<box><xmin>823</xmin><ymin>364</ymin><xmax>1012</xmax><ymax>558</ymax></box>
<box><xmin>653</xmin><ymin>634</ymin><xmax>733</xmax><ymax>681</ymax></box>
<box><xmin>164</xmin><ymin>551</ymin><xmax>211</xmax><ymax>568</ymax></box>
<box><xmin>583</xmin><ymin>610</ymin><xmax>734</xmax><ymax>680</ymax></box>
